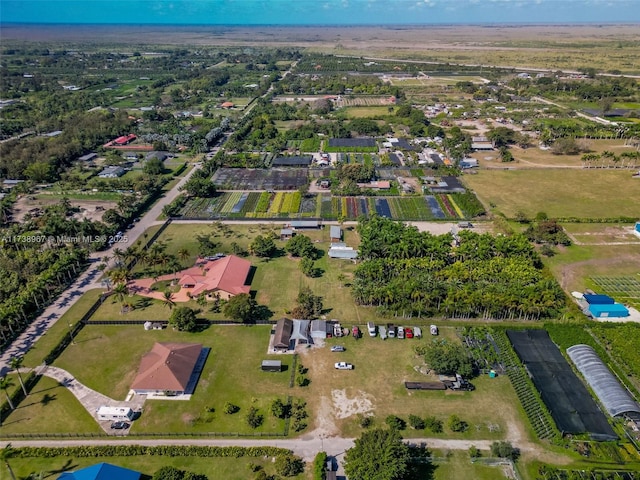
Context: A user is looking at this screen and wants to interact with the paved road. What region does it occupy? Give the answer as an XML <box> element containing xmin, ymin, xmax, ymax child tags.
<box><xmin>0</xmin><ymin>164</ymin><xmax>202</xmax><ymax>376</ymax></box>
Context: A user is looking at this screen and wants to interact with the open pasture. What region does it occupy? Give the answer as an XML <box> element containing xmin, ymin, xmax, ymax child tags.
<box><xmin>464</xmin><ymin>169</ymin><xmax>640</xmax><ymax>219</ymax></box>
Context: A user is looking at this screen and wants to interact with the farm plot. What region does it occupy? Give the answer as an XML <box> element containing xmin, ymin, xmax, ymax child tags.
<box><xmin>212</xmin><ymin>168</ymin><xmax>308</xmax><ymax>190</ymax></box>
<box><xmin>387</xmin><ymin>197</ymin><xmax>435</xmax><ymax>220</ymax></box>
<box><xmin>425</xmin><ymin>195</ymin><xmax>446</xmax><ymax>219</ymax></box>
<box><xmin>591</xmin><ymin>276</ymin><xmax>640</xmax><ymax>308</ymax></box>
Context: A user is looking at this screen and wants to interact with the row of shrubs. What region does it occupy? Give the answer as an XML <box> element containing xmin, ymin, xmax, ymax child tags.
<box><xmin>11</xmin><ymin>445</ymin><xmax>293</xmax><ymax>459</ymax></box>
<box><xmin>359</xmin><ymin>413</ymin><xmax>470</xmax><ymax>433</ymax></box>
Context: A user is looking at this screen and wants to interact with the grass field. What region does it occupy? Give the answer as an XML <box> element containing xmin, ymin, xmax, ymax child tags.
<box><xmin>431</xmin><ymin>451</ymin><xmax>510</xmax><ymax>480</ymax></box>
<box><xmin>542</xmin><ymin>243</ymin><xmax>640</xmax><ymax>295</ymax></box>
<box><xmin>50</xmin><ymin>325</ymin><xmax>292</xmax><ymax>434</ymax></box>
<box><xmin>464</xmin><ymin>169</ymin><xmax>640</xmax><ymax>218</ymax></box>
<box><xmin>343</xmin><ymin>106</ymin><xmax>395</xmax><ymax>118</ymax></box>
<box><xmin>501</xmin><ymin>140</ymin><xmax>636</xmax><ymax>168</ymax></box>
<box><xmin>5</xmin><ymin>455</ymin><xmax>304</xmax><ymax>480</ymax></box>
<box><xmin>1</xmin><ymin>376</ymin><xmax>102</xmax><ymax>435</ymax></box>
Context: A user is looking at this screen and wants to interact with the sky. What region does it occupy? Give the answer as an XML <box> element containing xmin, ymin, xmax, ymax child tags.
<box><xmin>2</xmin><ymin>0</ymin><xmax>640</xmax><ymax>25</ymax></box>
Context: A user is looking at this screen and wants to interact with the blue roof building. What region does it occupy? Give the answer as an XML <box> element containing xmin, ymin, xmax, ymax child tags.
<box><xmin>584</xmin><ymin>294</ymin><xmax>615</xmax><ymax>305</ymax></box>
<box><xmin>588</xmin><ymin>303</ymin><xmax>629</xmax><ymax>318</ymax></box>
<box><xmin>58</xmin><ymin>463</ymin><xmax>141</xmax><ymax>480</ymax></box>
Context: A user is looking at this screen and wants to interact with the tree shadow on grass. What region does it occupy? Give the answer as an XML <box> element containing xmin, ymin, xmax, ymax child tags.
<box><xmin>40</xmin><ymin>393</ymin><xmax>56</xmax><ymax>406</ymax></box>
<box><xmin>47</xmin><ymin>459</ymin><xmax>79</xmax><ymax>477</ymax></box>
<box><xmin>254</xmin><ymin>305</ymin><xmax>274</xmax><ymax>321</ymax></box>
<box><xmin>135</xmin><ymin>297</ymin><xmax>153</xmax><ymax>310</ymax></box>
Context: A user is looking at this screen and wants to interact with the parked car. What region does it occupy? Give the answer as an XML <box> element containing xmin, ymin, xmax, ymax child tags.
<box><xmin>331</xmin><ymin>345</ymin><xmax>346</xmax><ymax>352</ymax></box>
<box><xmin>352</xmin><ymin>326</ymin><xmax>360</xmax><ymax>338</ymax></box>
<box><xmin>397</xmin><ymin>326</ymin><xmax>405</xmax><ymax>339</ymax></box>
<box><xmin>110</xmin><ymin>421</ymin><xmax>130</xmax><ymax>430</ymax></box>
<box><xmin>334</xmin><ymin>362</ymin><xmax>354</xmax><ymax>370</ymax></box>
<box><xmin>387</xmin><ymin>324</ymin><xmax>396</xmax><ymax>338</ymax></box>
<box><xmin>405</xmin><ymin>327</ymin><xmax>414</xmax><ymax>339</ymax></box>
<box><xmin>367</xmin><ymin>321</ymin><xmax>377</xmax><ymax>337</ymax></box>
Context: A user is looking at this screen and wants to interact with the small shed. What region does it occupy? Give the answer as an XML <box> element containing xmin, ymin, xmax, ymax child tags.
<box><xmin>310</xmin><ymin>320</ymin><xmax>327</xmax><ymax>340</ymax></box>
<box><xmin>280</xmin><ymin>228</ymin><xmax>293</xmax><ymax>240</ymax></box>
<box><xmin>273</xmin><ymin>319</ymin><xmax>293</xmax><ymax>350</ymax></box>
<box><xmin>290</xmin><ymin>220</ymin><xmax>320</xmax><ymax>229</ymax></box>
<box><xmin>330</xmin><ymin>226</ymin><xmax>342</xmax><ymax>242</ymax></box>
<box><xmin>78</xmin><ymin>153</ymin><xmax>98</xmax><ymax>162</ymax></box>
<box><xmin>261</xmin><ymin>360</ymin><xmax>282</xmax><ymax>372</ymax></box>
<box><xmin>97</xmin><ymin>406</ymin><xmax>134</xmax><ymax>421</ymax></box>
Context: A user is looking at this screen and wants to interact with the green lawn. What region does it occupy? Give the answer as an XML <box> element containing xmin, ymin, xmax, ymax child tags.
<box><xmin>343</xmin><ymin>106</ymin><xmax>395</xmax><ymax>118</ymax></box>
<box><xmin>465</xmin><ymin>169</ymin><xmax>640</xmax><ymax>218</ymax></box>
<box><xmin>53</xmin><ymin>325</ymin><xmax>294</xmax><ymax>434</ymax></box>
<box><xmin>431</xmin><ymin>451</ymin><xmax>510</xmax><ymax>480</ymax></box>
<box><xmin>5</xmin><ymin>455</ymin><xmax>304</xmax><ymax>480</ymax></box>
<box><xmin>542</xmin><ymin>243</ymin><xmax>640</xmax><ymax>293</ymax></box>
<box><xmin>1</xmin><ymin>376</ymin><xmax>102</xmax><ymax>435</ymax></box>
<box><xmin>21</xmin><ymin>289</ymin><xmax>105</xmax><ymax>368</ymax></box>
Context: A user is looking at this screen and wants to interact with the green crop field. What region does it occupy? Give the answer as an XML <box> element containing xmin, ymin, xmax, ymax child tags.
<box><xmin>465</xmin><ymin>169</ymin><xmax>640</xmax><ymax>219</ymax></box>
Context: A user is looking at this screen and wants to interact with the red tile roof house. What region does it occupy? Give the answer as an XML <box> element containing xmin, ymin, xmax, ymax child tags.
<box><xmin>128</xmin><ymin>255</ymin><xmax>252</xmax><ymax>302</ymax></box>
<box><xmin>131</xmin><ymin>342</ymin><xmax>202</xmax><ymax>396</ymax></box>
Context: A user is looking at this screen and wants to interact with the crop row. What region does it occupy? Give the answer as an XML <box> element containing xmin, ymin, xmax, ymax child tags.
<box><xmin>180</xmin><ymin>194</ymin><xmax>465</xmax><ymax>220</ymax></box>
<box><xmin>268</xmin><ymin>192</ymin><xmax>285</xmax><ymax>214</ymax></box>
<box><xmin>255</xmin><ymin>192</ymin><xmax>271</xmax><ymax>213</ymax></box>
<box><xmin>220</xmin><ymin>192</ymin><xmax>243</xmax><ymax>213</ymax></box>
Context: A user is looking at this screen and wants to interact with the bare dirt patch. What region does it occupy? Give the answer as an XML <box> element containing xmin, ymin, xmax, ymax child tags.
<box><xmin>12</xmin><ymin>195</ymin><xmax>117</xmax><ymax>223</ymax></box>
<box><xmin>331</xmin><ymin>389</ymin><xmax>375</xmax><ymax>419</ymax></box>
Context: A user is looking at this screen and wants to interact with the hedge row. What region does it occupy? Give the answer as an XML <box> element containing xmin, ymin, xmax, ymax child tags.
<box><xmin>13</xmin><ymin>445</ymin><xmax>293</xmax><ymax>459</ymax></box>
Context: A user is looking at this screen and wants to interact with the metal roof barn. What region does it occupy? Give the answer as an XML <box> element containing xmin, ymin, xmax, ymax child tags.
<box><xmin>588</xmin><ymin>303</ymin><xmax>629</xmax><ymax>318</ymax></box>
<box><xmin>584</xmin><ymin>294</ymin><xmax>615</xmax><ymax>305</ymax></box>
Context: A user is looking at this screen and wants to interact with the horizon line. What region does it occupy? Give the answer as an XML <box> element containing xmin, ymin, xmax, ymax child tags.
<box><xmin>3</xmin><ymin>21</ymin><xmax>640</xmax><ymax>27</ymax></box>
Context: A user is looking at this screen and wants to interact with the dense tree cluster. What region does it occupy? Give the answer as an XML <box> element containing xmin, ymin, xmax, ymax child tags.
<box><xmin>352</xmin><ymin>217</ymin><xmax>566</xmax><ymax>320</ymax></box>
<box><xmin>525</xmin><ymin>220</ymin><xmax>572</xmax><ymax>246</ymax></box>
<box><xmin>344</xmin><ymin>429</ymin><xmax>411</xmax><ymax>480</ymax></box>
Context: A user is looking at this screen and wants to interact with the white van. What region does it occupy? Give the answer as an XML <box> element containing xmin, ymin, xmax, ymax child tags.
<box><xmin>367</xmin><ymin>322</ymin><xmax>376</xmax><ymax>337</ymax></box>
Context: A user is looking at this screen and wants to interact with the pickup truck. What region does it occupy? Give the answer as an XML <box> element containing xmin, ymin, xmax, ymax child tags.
<box><xmin>334</xmin><ymin>362</ymin><xmax>354</xmax><ymax>370</ymax></box>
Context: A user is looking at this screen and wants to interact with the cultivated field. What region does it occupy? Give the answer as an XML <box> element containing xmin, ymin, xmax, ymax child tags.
<box><xmin>464</xmin><ymin>169</ymin><xmax>640</xmax><ymax>219</ymax></box>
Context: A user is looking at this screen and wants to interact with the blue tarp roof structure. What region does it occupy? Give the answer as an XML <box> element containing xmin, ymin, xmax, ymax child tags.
<box><xmin>584</xmin><ymin>294</ymin><xmax>615</xmax><ymax>305</ymax></box>
<box><xmin>588</xmin><ymin>303</ymin><xmax>629</xmax><ymax>318</ymax></box>
<box><xmin>58</xmin><ymin>463</ymin><xmax>141</xmax><ymax>480</ymax></box>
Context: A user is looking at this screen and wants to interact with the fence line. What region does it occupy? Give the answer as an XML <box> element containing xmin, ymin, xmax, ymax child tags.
<box><xmin>0</xmin><ymin>431</ymin><xmax>287</xmax><ymax>439</ymax></box>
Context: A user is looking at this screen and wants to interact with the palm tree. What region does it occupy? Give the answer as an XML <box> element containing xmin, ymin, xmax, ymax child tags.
<box><xmin>178</xmin><ymin>248</ymin><xmax>190</xmax><ymax>265</ymax></box>
<box><xmin>0</xmin><ymin>376</ymin><xmax>15</xmax><ymax>410</ymax></box>
<box><xmin>112</xmin><ymin>283</ymin><xmax>129</xmax><ymax>314</ymax></box>
<box><xmin>162</xmin><ymin>290</ymin><xmax>176</xmax><ymax>310</ymax></box>
<box><xmin>0</xmin><ymin>443</ymin><xmax>17</xmax><ymax>480</ymax></box>
<box><xmin>9</xmin><ymin>357</ymin><xmax>27</xmax><ymax>396</ymax></box>
<box><xmin>112</xmin><ymin>247</ymin><xmax>125</xmax><ymax>267</ymax></box>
